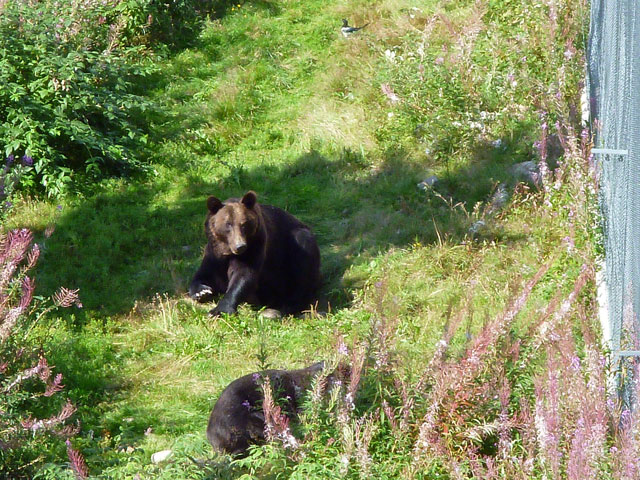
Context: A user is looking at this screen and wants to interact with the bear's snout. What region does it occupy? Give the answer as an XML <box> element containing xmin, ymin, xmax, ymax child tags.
<box><xmin>231</xmin><ymin>240</ymin><xmax>247</xmax><ymax>255</ymax></box>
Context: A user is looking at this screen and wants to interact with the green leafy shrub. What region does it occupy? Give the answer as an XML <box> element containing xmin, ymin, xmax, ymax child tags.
<box><xmin>0</xmin><ymin>0</ymin><xmax>155</xmax><ymax>196</ymax></box>
<box><xmin>0</xmin><ymin>0</ymin><xmax>237</xmax><ymax>197</ymax></box>
<box><xmin>0</xmin><ymin>153</ymin><xmax>32</xmax><ymax>218</ymax></box>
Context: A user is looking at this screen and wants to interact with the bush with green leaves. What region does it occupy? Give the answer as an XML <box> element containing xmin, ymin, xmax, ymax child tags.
<box><xmin>0</xmin><ymin>153</ymin><xmax>32</xmax><ymax>219</ymax></box>
<box><xmin>0</xmin><ymin>0</ymin><xmax>156</xmax><ymax>197</ymax></box>
<box><xmin>0</xmin><ymin>0</ymin><xmax>238</xmax><ymax>197</ymax></box>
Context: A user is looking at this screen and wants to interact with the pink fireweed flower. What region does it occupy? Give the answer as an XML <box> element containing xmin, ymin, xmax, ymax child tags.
<box><xmin>53</xmin><ymin>287</ymin><xmax>80</xmax><ymax>308</ymax></box>
<box><xmin>261</xmin><ymin>377</ymin><xmax>298</xmax><ymax>449</ymax></box>
<box><xmin>21</xmin><ymin>399</ymin><xmax>76</xmax><ymax>433</ymax></box>
<box><xmin>66</xmin><ymin>440</ymin><xmax>89</xmax><ymax>479</ymax></box>
<box><xmin>336</xmin><ymin>336</ymin><xmax>349</xmax><ymax>356</ymax></box>
<box><xmin>44</xmin><ymin>373</ymin><xmax>65</xmax><ymax>397</ymax></box>
<box><xmin>354</xmin><ymin>414</ymin><xmax>377</xmax><ymax>477</ymax></box>
<box><xmin>381</xmin><ymin>83</ymin><xmax>401</xmax><ymax>104</ymax></box>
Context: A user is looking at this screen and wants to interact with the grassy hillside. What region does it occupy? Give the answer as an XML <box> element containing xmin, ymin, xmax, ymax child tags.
<box><xmin>2</xmin><ymin>0</ymin><xmax>608</xmax><ymax>478</ymax></box>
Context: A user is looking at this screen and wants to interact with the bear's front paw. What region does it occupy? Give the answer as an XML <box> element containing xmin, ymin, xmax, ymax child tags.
<box><xmin>189</xmin><ymin>284</ymin><xmax>214</xmax><ymax>303</ymax></box>
<box><xmin>210</xmin><ymin>304</ymin><xmax>237</xmax><ymax>317</ymax></box>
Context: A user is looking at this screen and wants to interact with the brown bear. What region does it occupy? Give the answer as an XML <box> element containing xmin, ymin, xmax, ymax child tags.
<box><xmin>206</xmin><ymin>362</ymin><xmax>325</xmax><ymax>455</ymax></box>
<box><xmin>189</xmin><ymin>191</ymin><xmax>321</xmax><ymax>317</ymax></box>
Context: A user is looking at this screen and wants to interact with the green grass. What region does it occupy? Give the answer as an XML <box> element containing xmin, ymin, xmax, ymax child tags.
<box><xmin>4</xmin><ymin>0</ymin><xmax>592</xmax><ymax>477</ymax></box>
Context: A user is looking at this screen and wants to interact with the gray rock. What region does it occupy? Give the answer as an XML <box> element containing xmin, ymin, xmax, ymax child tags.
<box><xmin>260</xmin><ymin>308</ymin><xmax>282</xmax><ymax>319</ymax></box>
<box><xmin>491</xmin><ymin>139</ymin><xmax>506</xmax><ymax>150</ymax></box>
<box><xmin>469</xmin><ymin>220</ymin><xmax>487</xmax><ymax>236</ymax></box>
<box><xmin>487</xmin><ymin>183</ymin><xmax>510</xmax><ymax>214</ymax></box>
<box><xmin>151</xmin><ymin>449</ymin><xmax>172</xmax><ymax>464</ymax></box>
<box><xmin>509</xmin><ymin>161</ymin><xmax>541</xmax><ymax>188</ymax></box>
<box><xmin>418</xmin><ymin>175</ymin><xmax>439</xmax><ymax>191</ymax></box>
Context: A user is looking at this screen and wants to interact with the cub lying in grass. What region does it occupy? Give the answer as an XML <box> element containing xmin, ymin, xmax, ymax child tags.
<box><xmin>207</xmin><ymin>362</ymin><xmax>327</xmax><ymax>455</ymax></box>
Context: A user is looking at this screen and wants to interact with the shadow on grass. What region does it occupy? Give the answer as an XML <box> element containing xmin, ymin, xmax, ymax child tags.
<box><xmin>32</xmin><ymin>143</ymin><xmax>526</xmax><ymax>318</ymax></box>
<box><xmin>40</xmin><ymin>324</ymin><xmax>224</xmax><ymax>473</ymax></box>
<box><xmin>26</xmin><ymin>139</ymin><xmax>530</xmax><ymax>477</ymax></box>
<box><xmin>147</xmin><ymin>0</ymin><xmax>282</xmax><ymax>53</ymax></box>
<box><xmin>40</xmin><ymin>327</ymin><xmax>166</xmax><ymax>469</ymax></box>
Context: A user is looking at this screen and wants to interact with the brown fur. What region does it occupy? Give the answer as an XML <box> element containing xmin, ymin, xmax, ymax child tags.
<box><xmin>189</xmin><ymin>191</ymin><xmax>321</xmax><ymax>317</ymax></box>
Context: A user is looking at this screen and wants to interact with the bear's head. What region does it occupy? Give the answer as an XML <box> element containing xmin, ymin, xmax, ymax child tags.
<box><xmin>206</xmin><ymin>191</ymin><xmax>260</xmax><ymax>256</ymax></box>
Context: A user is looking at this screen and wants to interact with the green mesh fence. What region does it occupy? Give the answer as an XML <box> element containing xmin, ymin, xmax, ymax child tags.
<box><xmin>588</xmin><ymin>0</ymin><xmax>640</xmax><ymax>399</ymax></box>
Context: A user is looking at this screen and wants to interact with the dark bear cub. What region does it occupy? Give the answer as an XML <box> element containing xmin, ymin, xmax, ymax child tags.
<box><xmin>189</xmin><ymin>191</ymin><xmax>321</xmax><ymax>317</ymax></box>
<box><xmin>206</xmin><ymin>362</ymin><xmax>325</xmax><ymax>455</ymax></box>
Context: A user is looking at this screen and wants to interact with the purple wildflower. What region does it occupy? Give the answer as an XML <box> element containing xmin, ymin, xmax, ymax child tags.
<box><xmin>337</xmin><ymin>338</ymin><xmax>349</xmax><ymax>356</ymax></box>
<box><xmin>570</xmin><ymin>355</ymin><xmax>581</xmax><ymax>371</ymax></box>
<box><xmin>21</xmin><ymin>155</ymin><xmax>33</xmax><ymax>167</ymax></box>
<box><xmin>21</xmin><ymin>399</ymin><xmax>77</xmax><ymax>433</ymax></box>
<box><xmin>66</xmin><ymin>439</ymin><xmax>89</xmax><ymax>479</ymax></box>
<box><xmin>6</xmin><ymin>154</ymin><xmax>15</xmax><ymax>166</ymax></box>
<box><xmin>354</xmin><ymin>414</ymin><xmax>377</xmax><ymax>476</ymax></box>
<box><xmin>381</xmin><ymin>83</ymin><xmax>401</xmax><ymax>104</ymax></box>
<box><xmin>242</xmin><ymin>399</ymin><xmax>251</xmax><ymax>410</ymax></box>
<box><xmin>44</xmin><ymin>373</ymin><xmax>65</xmax><ymax>397</ymax></box>
<box><xmin>53</xmin><ymin>287</ymin><xmax>80</xmax><ymax>308</ymax></box>
<box><xmin>262</xmin><ymin>377</ymin><xmax>298</xmax><ymax>449</ymax></box>
<box><xmin>563</xmin><ymin>236</ymin><xmax>576</xmax><ymax>253</ymax></box>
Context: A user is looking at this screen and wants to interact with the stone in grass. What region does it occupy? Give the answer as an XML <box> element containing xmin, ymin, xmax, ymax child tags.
<box><xmin>486</xmin><ymin>183</ymin><xmax>510</xmax><ymax>215</ymax></box>
<box><xmin>417</xmin><ymin>175</ymin><xmax>439</xmax><ymax>191</ymax></box>
<box><xmin>508</xmin><ymin>161</ymin><xmax>541</xmax><ymax>189</ymax></box>
<box><xmin>468</xmin><ymin>220</ymin><xmax>487</xmax><ymax>237</ymax></box>
<box><xmin>151</xmin><ymin>449</ymin><xmax>172</xmax><ymax>464</ymax></box>
<box><xmin>492</xmin><ymin>138</ymin><xmax>507</xmax><ymax>151</ymax></box>
<box><xmin>260</xmin><ymin>308</ymin><xmax>282</xmax><ymax>319</ymax></box>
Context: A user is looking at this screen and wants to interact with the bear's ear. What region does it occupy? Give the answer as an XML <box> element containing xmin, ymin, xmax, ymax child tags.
<box><xmin>207</xmin><ymin>196</ymin><xmax>223</xmax><ymax>214</ymax></box>
<box><xmin>309</xmin><ymin>361</ymin><xmax>325</xmax><ymax>372</ymax></box>
<box><xmin>241</xmin><ymin>191</ymin><xmax>257</xmax><ymax>209</ymax></box>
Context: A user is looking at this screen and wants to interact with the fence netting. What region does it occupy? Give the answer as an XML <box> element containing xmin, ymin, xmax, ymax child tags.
<box><xmin>588</xmin><ymin>0</ymin><xmax>640</xmax><ymax>402</ymax></box>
